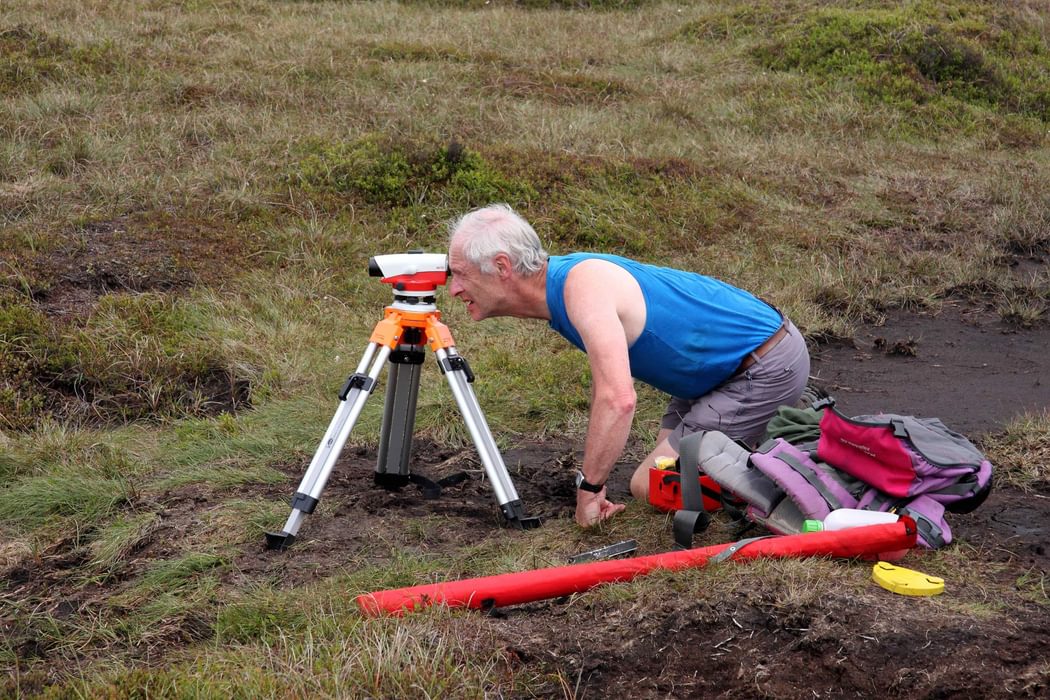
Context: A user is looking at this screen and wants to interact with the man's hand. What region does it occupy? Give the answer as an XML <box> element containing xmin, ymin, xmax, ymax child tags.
<box><xmin>575</xmin><ymin>488</ymin><xmax>626</xmax><ymax>527</ymax></box>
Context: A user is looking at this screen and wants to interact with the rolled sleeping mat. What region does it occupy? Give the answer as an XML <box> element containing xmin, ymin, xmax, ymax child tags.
<box><xmin>693</xmin><ymin>430</ymin><xmax>784</xmax><ymax>515</ymax></box>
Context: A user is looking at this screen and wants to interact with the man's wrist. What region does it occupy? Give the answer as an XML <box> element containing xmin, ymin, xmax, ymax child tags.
<box><xmin>575</xmin><ymin>470</ymin><xmax>605</xmax><ymax>493</ymax></box>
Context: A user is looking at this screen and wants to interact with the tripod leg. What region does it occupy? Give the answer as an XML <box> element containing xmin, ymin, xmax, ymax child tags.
<box><xmin>436</xmin><ymin>346</ymin><xmax>541</xmax><ymax>529</ymax></box>
<box><xmin>265</xmin><ymin>342</ymin><xmax>392</xmax><ymax>550</ymax></box>
<box><xmin>375</xmin><ymin>342</ymin><xmax>424</xmax><ymax>486</ymax></box>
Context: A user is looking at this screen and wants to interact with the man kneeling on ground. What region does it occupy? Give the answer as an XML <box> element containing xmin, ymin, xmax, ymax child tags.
<box><xmin>447</xmin><ymin>204</ymin><xmax>810</xmax><ymax>527</ymax></box>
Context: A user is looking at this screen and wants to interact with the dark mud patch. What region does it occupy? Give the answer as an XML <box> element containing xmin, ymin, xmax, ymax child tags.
<box><xmin>957</xmin><ymin>488</ymin><xmax>1050</xmax><ymax>572</ymax></box>
<box><xmin>809</xmin><ymin>300</ymin><xmax>1049</xmax><ymax>435</ymax></box>
<box><xmin>530</xmin><ymin>585</ymin><xmax>1050</xmax><ymax>698</ymax></box>
<box><xmin>229</xmin><ymin>437</ymin><xmax>583</xmax><ymax>589</ymax></box>
<box><xmin>17</xmin><ymin>210</ymin><xmax>255</xmax><ymax>320</ymax></box>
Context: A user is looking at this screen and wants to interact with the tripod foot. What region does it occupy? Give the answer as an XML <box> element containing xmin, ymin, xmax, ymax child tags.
<box><xmin>501</xmin><ymin>500</ymin><xmax>542</xmax><ymax>530</ymax></box>
<box><xmin>374</xmin><ymin>472</ymin><xmax>412</xmax><ymax>490</ymax></box>
<box><xmin>265</xmin><ymin>531</ymin><xmax>296</xmax><ymax>551</ymax></box>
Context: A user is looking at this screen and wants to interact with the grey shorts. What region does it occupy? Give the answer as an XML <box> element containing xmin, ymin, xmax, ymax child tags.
<box><xmin>660</xmin><ymin>320</ymin><xmax>810</xmax><ymax>450</ymax></box>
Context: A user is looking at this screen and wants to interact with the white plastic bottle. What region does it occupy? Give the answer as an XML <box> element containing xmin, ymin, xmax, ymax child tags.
<box><xmin>802</xmin><ymin>508</ymin><xmax>899</xmax><ymax>532</ymax></box>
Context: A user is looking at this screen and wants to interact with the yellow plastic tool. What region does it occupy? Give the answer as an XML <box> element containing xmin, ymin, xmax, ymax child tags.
<box><xmin>655</xmin><ymin>456</ymin><xmax>677</xmax><ymax>470</ymax></box>
<box><xmin>872</xmin><ymin>562</ymin><xmax>945</xmax><ymax>596</ymax></box>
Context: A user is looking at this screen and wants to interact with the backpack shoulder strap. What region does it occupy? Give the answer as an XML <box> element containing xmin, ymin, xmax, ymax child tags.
<box><xmin>673</xmin><ymin>431</ymin><xmax>712</xmax><ymax>549</ymax></box>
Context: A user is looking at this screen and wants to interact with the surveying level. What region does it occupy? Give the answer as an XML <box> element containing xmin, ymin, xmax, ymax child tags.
<box><xmin>265</xmin><ymin>251</ymin><xmax>541</xmax><ymax>550</ymax></box>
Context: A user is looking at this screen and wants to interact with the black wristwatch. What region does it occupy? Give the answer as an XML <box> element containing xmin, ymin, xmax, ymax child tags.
<box><xmin>575</xmin><ymin>470</ymin><xmax>605</xmax><ymax>493</ymax></box>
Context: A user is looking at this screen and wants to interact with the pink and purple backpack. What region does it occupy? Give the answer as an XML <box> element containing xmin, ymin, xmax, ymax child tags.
<box><xmin>685</xmin><ymin>404</ymin><xmax>993</xmax><ymax>548</ymax></box>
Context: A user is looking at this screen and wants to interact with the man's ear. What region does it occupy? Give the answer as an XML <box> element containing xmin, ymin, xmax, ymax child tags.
<box><xmin>492</xmin><ymin>252</ymin><xmax>513</xmax><ymax>278</ymax></box>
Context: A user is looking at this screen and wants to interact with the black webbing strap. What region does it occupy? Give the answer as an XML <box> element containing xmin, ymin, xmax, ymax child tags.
<box><xmin>408</xmin><ymin>472</ymin><xmax>469</xmax><ymax>500</ymax></box>
<box><xmin>899</xmin><ymin>506</ymin><xmax>947</xmax><ymax>549</ymax></box>
<box><xmin>930</xmin><ymin>479</ymin><xmax>982</xmax><ymax>498</ymax></box>
<box><xmin>672</xmin><ymin>432</ymin><xmax>711</xmax><ymax>550</ymax></box>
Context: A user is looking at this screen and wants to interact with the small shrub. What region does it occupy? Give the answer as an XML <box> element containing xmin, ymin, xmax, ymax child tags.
<box><xmin>290</xmin><ymin>136</ymin><xmax>536</xmax><ymax>211</ymax></box>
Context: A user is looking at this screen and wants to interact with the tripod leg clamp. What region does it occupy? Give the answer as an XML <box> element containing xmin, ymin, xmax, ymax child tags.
<box><xmin>339</xmin><ymin>373</ymin><xmax>376</xmax><ymax>401</ymax></box>
<box><xmin>290</xmin><ymin>492</ymin><xmax>319</xmax><ymax>514</ymax></box>
<box><xmin>438</xmin><ymin>356</ymin><xmax>475</xmax><ymax>382</ymax></box>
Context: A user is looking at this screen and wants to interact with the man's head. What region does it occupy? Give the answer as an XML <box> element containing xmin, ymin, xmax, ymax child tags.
<box><xmin>449</xmin><ymin>204</ymin><xmax>548</xmax><ymax>275</ymax></box>
<box><xmin>447</xmin><ymin>204</ymin><xmax>548</xmax><ymax>320</ymax></box>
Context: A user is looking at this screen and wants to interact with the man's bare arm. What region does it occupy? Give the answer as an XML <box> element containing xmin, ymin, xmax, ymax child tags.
<box><xmin>562</xmin><ymin>261</ymin><xmax>644</xmax><ymax>524</ymax></box>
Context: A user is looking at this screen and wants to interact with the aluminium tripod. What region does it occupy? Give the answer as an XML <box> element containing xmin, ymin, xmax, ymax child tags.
<box><xmin>265</xmin><ymin>286</ymin><xmax>541</xmax><ymax>550</ymax></box>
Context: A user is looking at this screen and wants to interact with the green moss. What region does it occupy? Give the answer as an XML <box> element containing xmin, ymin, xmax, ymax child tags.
<box><xmin>291</xmin><ymin>136</ymin><xmax>537</xmax><ymax>212</ymax></box>
<box><xmin>754</xmin><ymin>4</ymin><xmax>1050</xmax><ymax>121</ymax></box>
<box><xmin>677</xmin><ymin>5</ymin><xmax>784</xmax><ymax>42</ymax></box>
<box><xmin>0</xmin><ymin>24</ymin><xmax>118</xmax><ymax>95</ymax></box>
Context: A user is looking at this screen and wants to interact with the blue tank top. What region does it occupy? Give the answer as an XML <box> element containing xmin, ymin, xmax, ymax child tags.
<box><xmin>546</xmin><ymin>253</ymin><xmax>783</xmax><ymax>399</ymax></box>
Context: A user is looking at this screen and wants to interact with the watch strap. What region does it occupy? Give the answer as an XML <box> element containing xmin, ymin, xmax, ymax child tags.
<box><xmin>575</xmin><ymin>470</ymin><xmax>605</xmax><ymax>493</ymax></box>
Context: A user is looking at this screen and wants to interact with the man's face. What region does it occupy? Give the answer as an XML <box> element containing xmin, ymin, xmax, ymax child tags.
<box><xmin>448</xmin><ymin>242</ymin><xmax>498</xmax><ymax>321</ymax></box>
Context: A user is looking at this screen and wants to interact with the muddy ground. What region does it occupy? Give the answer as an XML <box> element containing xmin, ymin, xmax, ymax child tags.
<box><xmin>222</xmin><ymin>302</ymin><xmax>1049</xmax><ymax>698</ymax></box>
<box><xmin>5</xmin><ymin>301</ymin><xmax>1049</xmax><ymax>698</ymax></box>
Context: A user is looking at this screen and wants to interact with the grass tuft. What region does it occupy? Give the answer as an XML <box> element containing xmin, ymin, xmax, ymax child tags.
<box><xmin>88</xmin><ymin>511</ymin><xmax>159</xmax><ymax>573</ymax></box>
<box><xmin>0</xmin><ymin>466</ymin><xmax>132</xmax><ymax>534</ymax></box>
<box><xmin>0</xmin><ymin>295</ymin><xmax>77</xmax><ymax>430</ymax></box>
<box><xmin>214</xmin><ymin>590</ymin><xmax>309</xmax><ymax>644</ymax></box>
<box><xmin>72</xmin><ymin>293</ymin><xmax>251</xmax><ymax>424</ymax></box>
<box><xmin>980</xmin><ymin>411</ymin><xmax>1050</xmax><ymax>491</ymax></box>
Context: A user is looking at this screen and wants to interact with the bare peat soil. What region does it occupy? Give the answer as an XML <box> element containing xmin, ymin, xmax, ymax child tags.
<box><xmin>5</xmin><ymin>304</ymin><xmax>1050</xmax><ymax>699</ymax></box>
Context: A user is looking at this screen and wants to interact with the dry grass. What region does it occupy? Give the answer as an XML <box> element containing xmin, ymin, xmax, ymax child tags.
<box><xmin>981</xmin><ymin>410</ymin><xmax>1050</xmax><ymax>492</ymax></box>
